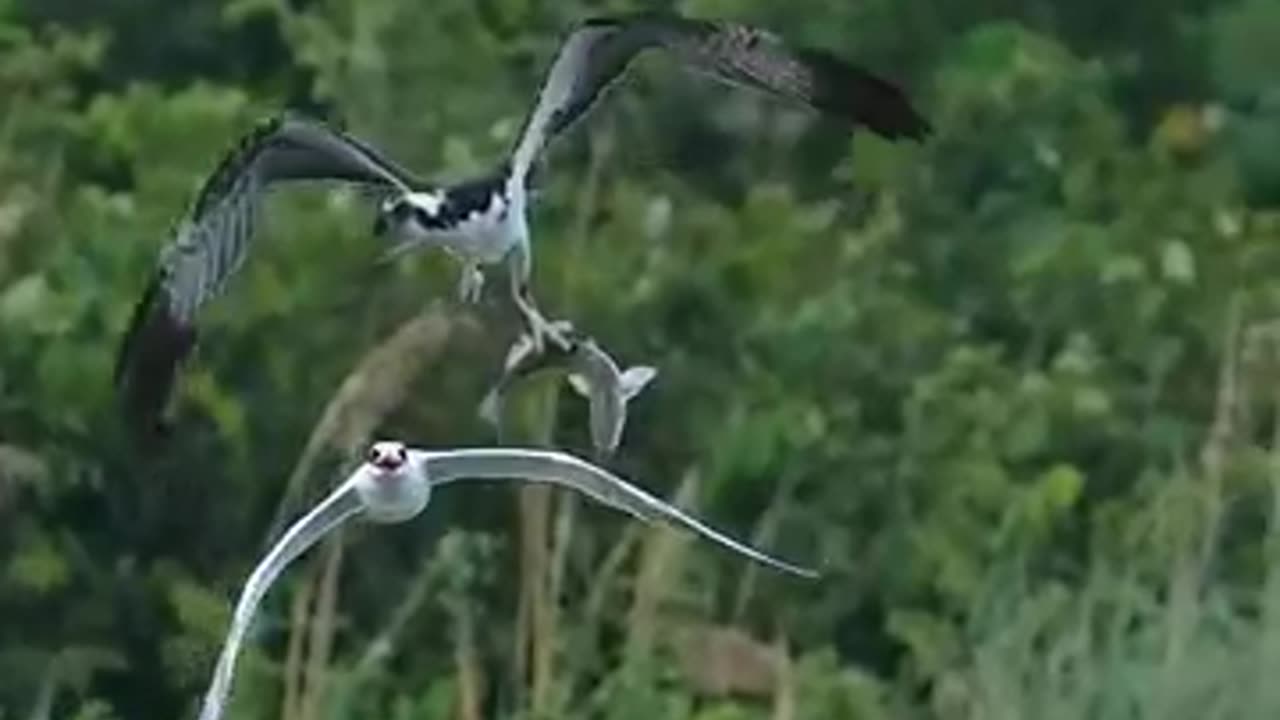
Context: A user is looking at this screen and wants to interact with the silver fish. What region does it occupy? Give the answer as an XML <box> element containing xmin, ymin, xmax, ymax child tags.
<box><xmin>479</xmin><ymin>324</ymin><xmax>656</xmax><ymax>458</ymax></box>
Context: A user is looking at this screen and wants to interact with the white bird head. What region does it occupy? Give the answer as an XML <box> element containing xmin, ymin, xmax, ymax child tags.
<box><xmin>356</xmin><ymin>440</ymin><xmax>431</xmax><ymax>523</ymax></box>
<box><xmin>367</xmin><ymin>439</ymin><xmax>409</xmax><ymax>470</ymax></box>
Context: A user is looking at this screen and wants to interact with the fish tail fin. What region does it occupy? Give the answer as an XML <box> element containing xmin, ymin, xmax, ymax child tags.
<box><xmin>619</xmin><ymin>366</ymin><xmax>658</xmax><ymax>401</ymax></box>
<box><xmin>478</xmin><ymin>389</ymin><xmax>502</xmax><ymax>427</ymax></box>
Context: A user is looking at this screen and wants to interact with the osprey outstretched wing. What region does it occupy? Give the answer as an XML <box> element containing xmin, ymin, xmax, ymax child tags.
<box><xmin>115</xmin><ymin>115</ymin><xmax>421</xmax><ymax>438</ymax></box>
<box><xmin>509</xmin><ymin>12</ymin><xmax>931</xmax><ymax>182</ymax></box>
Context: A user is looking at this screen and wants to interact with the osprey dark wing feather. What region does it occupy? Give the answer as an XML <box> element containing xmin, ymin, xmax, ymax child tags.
<box><xmin>114</xmin><ymin>272</ymin><xmax>196</xmax><ymax>439</ymax></box>
<box><xmin>114</xmin><ymin>115</ymin><xmax>420</xmax><ymax>437</ymax></box>
<box><xmin>675</xmin><ymin>21</ymin><xmax>932</xmax><ymax>141</ymax></box>
<box><xmin>508</xmin><ymin>12</ymin><xmax>930</xmax><ymax>183</ymax></box>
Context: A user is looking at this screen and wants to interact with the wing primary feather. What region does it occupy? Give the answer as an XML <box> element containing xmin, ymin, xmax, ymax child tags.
<box><xmin>508</xmin><ymin>11</ymin><xmax>930</xmax><ymax>175</ymax></box>
<box><xmin>190</xmin><ymin>116</ymin><xmax>284</xmax><ymax>219</ymax></box>
<box><xmin>117</xmin><ymin>113</ymin><xmax>421</xmax><ymax>438</ymax></box>
<box><xmin>793</xmin><ymin>47</ymin><xmax>931</xmax><ymax>140</ymax></box>
<box><xmin>421</xmin><ymin>448</ymin><xmax>818</xmax><ymax>578</ymax></box>
<box><xmin>674</xmin><ymin>21</ymin><xmax>931</xmax><ymax>140</ymax></box>
<box><xmin>114</xmin><ymin>271</ymin><xmax>197</xmax><ymax>440</ymax></box>
<box><xmin>191</xmin><ymin>114</ymin><xmax>418</xmax><ymax>221</ymax></box>
<box><xmin>261</xmin><ymin>117</ymin><xmax>424</xmax><ymax>190</ymax></box>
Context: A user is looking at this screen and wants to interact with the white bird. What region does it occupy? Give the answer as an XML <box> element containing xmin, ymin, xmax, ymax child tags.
<box><xmin>196</xmin><ymin>440</ymin><xmax>816</xmax><ymax>720</ymax></box>
<box><xmin>373</xmin><ymin>11</ymin><xmax>931</xmax><ymax>352</ymax></box>
<box><xmin>478</xmin><ymin>320</ymin><xmax>657</xmax><ymax>458</ymax></box>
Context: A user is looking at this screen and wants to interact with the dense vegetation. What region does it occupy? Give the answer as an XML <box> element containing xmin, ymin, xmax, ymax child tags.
<box><xmin>3</xmin><ymin>0</ymin><xmax>1280</xmax><ymax>718</ymax></box>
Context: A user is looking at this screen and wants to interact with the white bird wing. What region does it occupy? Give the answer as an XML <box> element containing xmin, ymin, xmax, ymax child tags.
<box><xmin>196</xmin><ymin>472</ymin><xmax>365</xmax><ymax>720</ymax></box>
<box><xmin>507</xmin><ymin>12</ymin><xmax>930</xmax><ymax>184</ymax></box>
<box><xmin>415</xmin><ymin>447</ymin><xmax>817</xmax><ymax>578</ymax></box>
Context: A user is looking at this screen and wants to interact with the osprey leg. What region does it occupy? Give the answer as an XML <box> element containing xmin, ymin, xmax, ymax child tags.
<box><xmin>506</xmin><ymin>242</ymin><xmax>570</xmax><ymax>353</ymax></box>
<box><xmin>457</xmin><ymin>263</ymin><xmax>486</xmax><ymax>303</ymax></box>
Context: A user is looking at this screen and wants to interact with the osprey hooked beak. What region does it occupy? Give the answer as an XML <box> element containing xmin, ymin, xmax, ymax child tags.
<box><xmin>372</xmin><ymin>197</ymin><xmax>403</xmax><ymax>238</ymax></box>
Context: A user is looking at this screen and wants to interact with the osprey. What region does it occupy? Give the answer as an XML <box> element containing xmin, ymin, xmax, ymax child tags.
<box><xmin>478</xmin><ymin>320</ymin><xmax>657</xmax><ymax>459</ymax></box>
<box><xmin>374</xmin><ymin>11</ymin><xmax>931</xmax><ymax>350</ymax></box>
<box><xmin>114</xmin><ymin>114</ymin><xmax>421</xmax><ymax>437</ymax></box>
<box><xmin>196</xmin><ymin>439</ymin><xmax>816</xmax><ymax>720</ymax></box>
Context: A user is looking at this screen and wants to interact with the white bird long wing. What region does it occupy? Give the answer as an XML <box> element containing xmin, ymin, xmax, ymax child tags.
<box><xmin>415</xmin><ymin>447</ymin><xmax>818</xmax><ymax>578</ymax></box>
<box><xmin>196</xmin><ymin>473</ymin><xmax>365</xmax><ymax>720</ymax></box>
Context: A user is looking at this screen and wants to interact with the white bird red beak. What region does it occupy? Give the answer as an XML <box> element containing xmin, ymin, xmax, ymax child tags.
<box><xmin>373</xmin><ymin>456</ymin><xmax>403</xmax><ymax>471</ymax></box>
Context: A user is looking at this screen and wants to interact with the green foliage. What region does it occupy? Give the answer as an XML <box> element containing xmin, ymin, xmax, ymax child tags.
<box><xmin>3</xmin><ymin>0</ymin><xmax>1280</xmax><ymax>718</ymax></box>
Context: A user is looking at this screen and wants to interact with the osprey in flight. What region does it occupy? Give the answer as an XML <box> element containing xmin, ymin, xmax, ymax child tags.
<box><xmin>116</xmin><ymin>12</ymin><xmax>929</xmax><ymax>438</ymax></box>
<box><xmin>374</xmin><ymin>11</ymin><xmax>931</xmax><ymax>350</ymax></box>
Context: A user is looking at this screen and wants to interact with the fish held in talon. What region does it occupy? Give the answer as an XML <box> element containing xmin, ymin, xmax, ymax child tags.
<box><xmin>477</xmin><ymin>320</ymin><xmax>579</xmax><ymax>427</ymax></box>
<box><xmin>479</xmin><ymin>324</ymin><xmax>658</xmax><ymax>458</ymax></box>
<box><xmin>195</xmin><ymin>439</ymin><xmax>813</xmax><ymax>720</ymax></box>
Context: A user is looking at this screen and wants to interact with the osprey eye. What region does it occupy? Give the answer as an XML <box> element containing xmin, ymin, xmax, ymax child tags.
<box><xmin>366</xmin><ymin>446</ymin><xmax>381</xmax><ymax>463</ymax></box>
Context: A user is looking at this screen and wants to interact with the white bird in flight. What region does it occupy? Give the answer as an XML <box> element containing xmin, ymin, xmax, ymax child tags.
<box><xmin>195</xmin><ymin>440</ymin><xmax>815</xmax><ymax>720</ymax></box>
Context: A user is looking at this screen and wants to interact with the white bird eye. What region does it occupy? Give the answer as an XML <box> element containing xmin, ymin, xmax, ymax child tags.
<box><xmin>366</xmin><ymin>446</ymin><xmax>381</xmax><ymax>464</ymax></box>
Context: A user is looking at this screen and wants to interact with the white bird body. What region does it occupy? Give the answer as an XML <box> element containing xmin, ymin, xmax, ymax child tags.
<box><xmin>195</xmin><ymin>440</ymin><xmax>815</xmax><ymax>720</ymax></box>
<box><xmin>355</xmin><ymin>443</ymin><xmax>431</xmax><ymax>522</ymax></box>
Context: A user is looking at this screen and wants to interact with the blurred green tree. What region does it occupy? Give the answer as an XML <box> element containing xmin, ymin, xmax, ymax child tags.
<box><xmin>4</xmin><ymin>0</ymin><xmax>1280</xmax><ymax>718</ymax></box>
